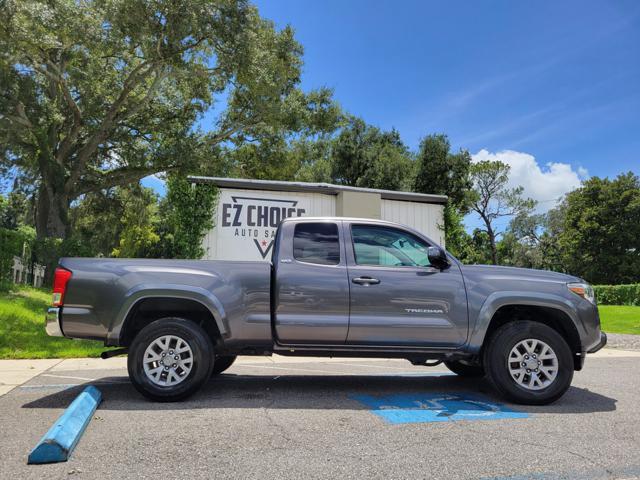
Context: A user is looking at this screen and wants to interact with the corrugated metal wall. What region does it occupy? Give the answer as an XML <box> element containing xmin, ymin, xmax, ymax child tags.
<box><xmin>380</xmin><ymin>199</ymin><xmax>445</xmax><ymax>246</ymax></box>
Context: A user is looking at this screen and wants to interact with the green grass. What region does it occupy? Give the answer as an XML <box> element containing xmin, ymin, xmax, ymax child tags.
<box><xmin>0</xmin><ymin>285</ymin><xmax>107</xmax><ymax>359</ymax></box>
<box><xmin>598</xmin><ymin>305</ymin><xmax>640</xmax><ymax>335</ymax></box>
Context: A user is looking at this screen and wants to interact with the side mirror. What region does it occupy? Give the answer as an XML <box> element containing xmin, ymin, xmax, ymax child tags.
<box><xmin>427</xmin><ymin>246</ymin><xmax>450</xmax><ymax>270</ymax></box>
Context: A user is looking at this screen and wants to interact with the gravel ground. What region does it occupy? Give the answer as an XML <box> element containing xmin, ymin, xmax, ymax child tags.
<box><xmin>1</xmin><ymin>352</ymin><xmax>639</xmax><ymax>480</ymax></box>
<box><xmin>604</xmin><ymin>333</ymin><xmax>640</xmax><ymax>350</ymax></box>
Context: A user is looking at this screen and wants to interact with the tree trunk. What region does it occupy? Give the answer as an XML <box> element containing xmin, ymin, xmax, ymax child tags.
<box><xmin>487</xmin><ymin>226</ymin><xmax>498</xmax><ymax>265</ymax></box>
<box><xmin>35</xmin><ymin>181</ymin><xmax>70</xmax><ymax>239</ymax></box>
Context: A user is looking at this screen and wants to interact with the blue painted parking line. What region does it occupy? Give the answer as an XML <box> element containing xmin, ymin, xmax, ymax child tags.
<box><xmin>353</xmin><ymin>393</ymin><xmax>528</xmax><ymax>424</ymax></box>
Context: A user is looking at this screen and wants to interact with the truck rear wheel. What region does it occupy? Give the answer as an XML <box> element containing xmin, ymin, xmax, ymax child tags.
<box><xmin>127</xmin><ymin>317</ymin><xmax>214</xmax><ymax>402</ymax></box>
<box><xmin>484</xmin><ymin>320</ymin><xmax>573</xmax><ymax>405</ymax></box>
<box><xmin>211</xmin><ymin>355</ymin><xmax>237</xmax><ymax>376</ymax></box>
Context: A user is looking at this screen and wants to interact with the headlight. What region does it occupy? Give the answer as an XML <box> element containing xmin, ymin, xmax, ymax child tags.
<box><xmin>567</xmin><ymin>282</ymin><xmax>596</xmax><ymax>304</ymax></box>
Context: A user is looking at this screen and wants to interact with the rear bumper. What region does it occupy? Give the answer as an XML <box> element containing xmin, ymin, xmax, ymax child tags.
<box><xmin>45</xmin><ymin>307</ymin><xmax>64</xmax><ymax>337</ymax></box>
<box><xmin>587</xmin><ymin>331</ymin><xmax>607</xmax><ymax>354</ymax></box>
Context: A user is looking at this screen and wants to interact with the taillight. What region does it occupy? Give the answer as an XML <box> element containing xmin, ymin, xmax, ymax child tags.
<box><xmin>52</xmin><ymin>267</ymin><xmax>72</xmax><ymax>307</ymax></box>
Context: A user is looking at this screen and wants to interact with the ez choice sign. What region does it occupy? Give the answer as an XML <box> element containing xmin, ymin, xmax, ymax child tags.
<box><xmin>216</xmin><ymin>189</ymin><xmax>309</xmax><ymax>260</ymax></box>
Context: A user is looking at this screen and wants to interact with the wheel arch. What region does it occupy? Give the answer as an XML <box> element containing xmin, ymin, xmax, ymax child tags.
<box><xmin>107</xmin><ymin>285</ymin><xmax>228</xmax><ymax>347</ymax></box>
<box><xmin>469</xmin><ymin>293</ymin><xmax>584</xmax><ymax>370</ymax></box>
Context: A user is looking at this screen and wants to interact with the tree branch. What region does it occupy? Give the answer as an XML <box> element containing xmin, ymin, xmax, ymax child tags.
<box><xmin>120</xmin><ymin>65</ymin><xmax>167</xmax><ymax>119</ymax></box>
<box><xmin>1</xmin><ymin>94</ymin><xmax>34</xmax><ymax>129</ymax></box>
<box><xmin>65</xmin><ymin>61</ymin><xmax>158</xmax><ymax>193</ymax></box>
<box><xmin>75</xmin><ymin>164</ymin><xmax>180</xmax><ymax>196</ymax></box>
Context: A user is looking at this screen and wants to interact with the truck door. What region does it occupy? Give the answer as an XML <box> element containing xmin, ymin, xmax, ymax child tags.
<box><xmin>345</xmin><ymin>223</ymin><xmax>468</xmax><ymax>347</ymax></box>
<box><xmin>273</xmin><ymin>220</ymin><xmax>350</xmax><ymax>344</ymax></box>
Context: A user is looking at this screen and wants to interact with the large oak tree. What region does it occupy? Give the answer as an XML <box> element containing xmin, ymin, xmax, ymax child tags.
<box><xmin>0</xmin><ymin>0</ymin><xmax>338</xmax><ymax>238</ymax></box>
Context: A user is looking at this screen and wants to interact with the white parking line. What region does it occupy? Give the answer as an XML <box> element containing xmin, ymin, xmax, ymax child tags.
<box><xmin>20</xmin><ymin>379</ymin><xmax>130</xmax><ymax>390</ymax></box>
<box><xmin>328</xmin><ymin>361</ymin><xmax>436</xmax><ymax>371</ymax></box>
<box><xmin>232</xmin><ymin>364</ymin><xmax>349</xmax><ymax>375</ymax></box>
<box><xmin>41</xmin><ymin>373</ymin><xmax>96</xmax><ymax>381</ymax></box>
<box><xmin>231</xmin><ymin>364</ymin><xmax>450</xmax><ymax>377</ymax></box>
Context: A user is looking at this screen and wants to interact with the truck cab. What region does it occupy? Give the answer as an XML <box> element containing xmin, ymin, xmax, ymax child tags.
<box><xmin>272</xmin><ymin>217</ymin><xmax>467</xmax><ymax>349</ymax></box>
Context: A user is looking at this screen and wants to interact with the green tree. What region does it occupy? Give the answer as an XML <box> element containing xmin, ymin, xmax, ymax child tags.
<box><xmin>223</xmin><ymin>136</ymin><xmax>299</xmax><ymax>181</ymax></box>
<box><xmin>0</xmin><ymin>191</ymin><xmax>30</xmax><ymax>229</ymax></box>
<box><xmin>537</xmin><ymin>201</ymin><xmax>568</xmax><ymax>270</ymax></box>
<box><xmin>69</xmin><ymin>190</ymin><xmax>126</xmax><ymax>257</ymax></box>
<box><xmin>292</xmin><ymin>136</ymin><xmax>334</xmax><ymax>183</ymax></box>
<box><xmin>67</xmin><ymin>184</ymin><xmax>156</xmax><ymax>257</ymax></box>
<box><xmin>156</xmin><ymin>174</ymin><xmax>218</xmax><ymax>259</ymax></box>
<box><xmin>468</xmin><ymin>160</ymin><xmax>536</xmax><ymax>265</ymax></box>
<box><xmin>414</xmin><ymin>134</ymin><xmax>472</xmax><ymax>207</ymax></box>
<box><xmin>497</xmin><ymin>212</ymin><xmax>546</xmax><ymax>268</ymax></box>
<box><xmin>0</xmin><ymin>0</ymin><xmax>338</xmax><ymax>239</ymax></box>
<box><xmin>413</xmin><ymin>134</ymin><xmax>473</xmax><ymax>255</ymax></box>
<box><xmin>464</xmin><ymin>228</ymin><xmax>494</xmax><ymax>265</ymax></box>
<box><xmin>111</xmin><ymin>185</ymin><xmax>160</xmax><ymax>258</ymax></box>
<box><xmin>440</xmin><ymin>203</ymin><xmax>474</xmax><ymax>261</ymax></box>
<box><xmin>330</xmin><ymin>117</ymin><xmax>414</xmax><ymax>191</ymax></box>
<box><xmin>557</xmin><ymin>172</ymin><xmax>640</xmax><ymax>284</ymax></box>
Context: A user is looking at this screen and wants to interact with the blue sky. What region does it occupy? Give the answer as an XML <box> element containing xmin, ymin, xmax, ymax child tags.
<box><xmin>254</xmin><ymin>0</ymin><xmax>639</xmax><ymax>170</ymax></box>
<box><xmin>147</xmin><ymin>0</ymin><xmax>639</xmax><ymax>223</ymax></box>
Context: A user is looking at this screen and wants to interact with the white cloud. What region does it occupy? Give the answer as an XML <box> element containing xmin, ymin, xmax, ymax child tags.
<box><xmin>471</xmin><ymin>149</ymin><xmax>588</xmax><ymax>211</ymax></box>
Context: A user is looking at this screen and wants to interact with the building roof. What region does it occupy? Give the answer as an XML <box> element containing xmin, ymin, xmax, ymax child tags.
<box><xmin>187</xmin><ymin>176</ymin><xmax>448</xmax><ymax>205</ymax></box>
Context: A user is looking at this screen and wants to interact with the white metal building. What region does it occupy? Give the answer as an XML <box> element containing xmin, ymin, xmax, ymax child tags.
<box><xmin>188</xmin><ymin>177</ymin><xmax>447</xmax><ymax>262</ymax></box>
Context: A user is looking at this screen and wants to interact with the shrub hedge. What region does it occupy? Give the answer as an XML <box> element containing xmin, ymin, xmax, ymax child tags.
<box><xmin>0</xmin><ymin>228</ymin><xmax>25</xmax><ymax>289</ymax></box>
<box><xmin>594</xmin><ymin>284</ymin><xmax>640</xmax><ymax>306</ymax></box>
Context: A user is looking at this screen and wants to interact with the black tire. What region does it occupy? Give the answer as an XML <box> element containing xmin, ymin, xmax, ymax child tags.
<box><xmin>484</xmin><ymin>320</ymin><xmax>574</xmax><ymax>405</ymax></box>
<box><xmin>211</xmin><ymin>355</ymin><xmax>237</xmax><ymax>376</ymax></box>
<box><xmin>444</xmin><ymin>360</ymin><xmax>485</xmax><ymax>377</ymax></box>
<box><xmin>127</xmin><ymin>317</ymin><xmax>214</xmax><ymax>402</ymax></box>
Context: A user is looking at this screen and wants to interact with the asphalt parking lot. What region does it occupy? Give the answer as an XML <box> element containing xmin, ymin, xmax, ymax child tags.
<box><xmin>1</xmin><ymin>350</ymin><xmax>639</xmax><ymax>480</ymax></box>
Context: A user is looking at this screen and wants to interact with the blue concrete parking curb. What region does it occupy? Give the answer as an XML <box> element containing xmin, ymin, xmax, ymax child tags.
<box><xmin>27</xmin><ymin>386</ymin><xmax>102</xmax><ymax>464</ymax></box>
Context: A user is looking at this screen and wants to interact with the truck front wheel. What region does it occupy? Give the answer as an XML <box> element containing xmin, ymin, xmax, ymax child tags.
<box><xmin>128</xmin><ymin>318</ymin><xmax>214</xmax><ymax>402</ymax></box>
<box><xmin>484</xmin><ymin>320</ymin><xmax>574</xmax><ymax>405</ymax></box>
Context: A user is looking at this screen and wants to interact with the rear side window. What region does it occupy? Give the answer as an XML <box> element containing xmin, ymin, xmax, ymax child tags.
<box><xmin>293</xmin><ymin>223</ymin><xmax>340</xmax><ymax>265</ymax></box>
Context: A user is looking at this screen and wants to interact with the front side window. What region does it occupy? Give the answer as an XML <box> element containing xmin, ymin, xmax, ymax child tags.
<box><xmin>351</xmin><ymin>225</ymin><xmax>431</xmax><ymax>267</ymax></box>
<box><xmin>293</xmin><ymin>223</ymin><xmax>340</xmax><ymax>265</ymax></box>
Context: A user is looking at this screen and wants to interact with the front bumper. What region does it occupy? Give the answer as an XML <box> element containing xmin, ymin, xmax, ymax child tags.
<box><xmin>575</xmin><ymin>331</ymin><xmax>607</xmax><ymax>370</ymax></box>
<box><xmin>587</xmin><ymin>331</ymin><xmax>607</xmax><ymax>354</ymax></box>
<box><xmin>45</xmin><ymin>307</ymin><xmax>64</xmax><ymax>337</ymax></box>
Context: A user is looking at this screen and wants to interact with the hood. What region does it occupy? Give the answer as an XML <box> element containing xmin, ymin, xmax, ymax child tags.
<box><xmin>460</xmin><ymin>264</ymin><xmax>582</xmax><ymax>284</ymax></box>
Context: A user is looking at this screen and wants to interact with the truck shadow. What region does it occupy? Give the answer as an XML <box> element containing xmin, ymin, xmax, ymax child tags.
<box><xmin>21</xmin><ymin>373</ymin><xmax>617</xmax><ymax>415</ymax></box>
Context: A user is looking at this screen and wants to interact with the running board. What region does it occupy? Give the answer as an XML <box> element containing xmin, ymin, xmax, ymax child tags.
<box><xmin>100</xmin><ymin>348</ymin><xmax>128</xmax><ymax>359</ymax></box>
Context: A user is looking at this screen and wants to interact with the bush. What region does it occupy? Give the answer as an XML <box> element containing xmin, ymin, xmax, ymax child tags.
<box><xmin>594</xmin><ymin>284</ymin><xmax>640</xmax><ymax>306</ymax></box>
<box><xmin>0</xmin><ymin>228</ymin><xmax>28</xmax><ymax>290</ymax></box>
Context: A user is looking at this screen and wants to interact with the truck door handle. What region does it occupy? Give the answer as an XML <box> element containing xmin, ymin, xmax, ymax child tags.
<box><xmin>352</xmin><ymin>276</ymin><xmax>380</xmax><ymax>285</ymax></box>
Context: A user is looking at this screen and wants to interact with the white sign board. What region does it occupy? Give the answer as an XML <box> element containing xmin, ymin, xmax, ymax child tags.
<box><xmin>210</xmin><ymin>189</ymin><xmax>311</xmax><ymax>261</ymax></box>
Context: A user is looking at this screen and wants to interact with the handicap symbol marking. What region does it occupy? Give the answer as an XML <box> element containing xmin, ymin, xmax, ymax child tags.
<box><xmin>352</xmin><ymin>393</ymin><xmax>529</xmax><ymax>424</ymax></box>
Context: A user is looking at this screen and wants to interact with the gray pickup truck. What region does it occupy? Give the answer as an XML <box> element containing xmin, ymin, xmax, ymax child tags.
<box><xmin>46</xmin><ymin>216</ymin><xmax>606</xmax><ymax>404</ymax></box>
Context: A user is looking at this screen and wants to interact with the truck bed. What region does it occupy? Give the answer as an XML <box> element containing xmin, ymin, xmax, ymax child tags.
<box><xmin>58</xmin><ymin>258</ymin><xmax>272</xmax><ymax>347</ymax></box>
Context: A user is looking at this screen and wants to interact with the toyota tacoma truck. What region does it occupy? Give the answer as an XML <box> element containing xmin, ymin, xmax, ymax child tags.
<box><xmin>45</xmin><ymin>217</ymin><xmax>606</xmax><ymax>404</ymax></box>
